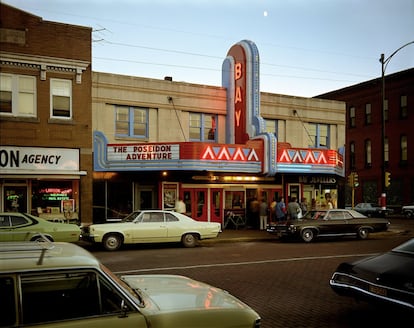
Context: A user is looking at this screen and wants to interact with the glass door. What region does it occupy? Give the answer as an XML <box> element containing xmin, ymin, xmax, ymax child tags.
<box><xmin>210</xmin><ymin>188</ymin><xmax>223</xmax><ymax>224</ymax></box>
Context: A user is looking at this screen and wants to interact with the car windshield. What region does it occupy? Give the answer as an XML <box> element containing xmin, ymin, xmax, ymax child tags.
<box><xmin>392</xmin><ymin>238</ymin><xmax>414</xmax><ymax>255</ymax></box>
<box><xmin>122</xmin><ymin>211</ymin><xmax>141</xmax><ymax>222</ymax></box>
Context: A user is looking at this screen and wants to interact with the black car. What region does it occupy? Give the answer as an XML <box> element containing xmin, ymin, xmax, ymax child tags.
<box><xmin>353</xmin><ymin>203</ymin><xmax>393</xmax><ymax>217</ymax></box>
<box><xmin>330</xmin><ymin>238</ymin><xmax>414</xmax><ymax>311</ymax></box>
<box><xmin>266</xmin><ymin>209</ymin><xmax>390</xmax><ymax>242</ymax></box>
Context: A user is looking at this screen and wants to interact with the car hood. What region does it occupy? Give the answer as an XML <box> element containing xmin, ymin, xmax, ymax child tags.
<box><xmin>122</xmin><ymin>274</ymin><xmax>250</xmax><ymax>312</ymax></box>
<box><xmin>346</xmin><ymin>252</ymin><xmax>414</xmax><ymax>290</ymax></box>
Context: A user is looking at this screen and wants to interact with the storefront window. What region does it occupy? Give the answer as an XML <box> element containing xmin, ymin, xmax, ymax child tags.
<box><xmin>31</xmin><ymin>181</ymin><xmax>75</xmax><ymax>215</ymax></box>
<box><xmin>225</xmin><ymin>191</ymin><xmax>244</xmax><ymax>209</ymax></box>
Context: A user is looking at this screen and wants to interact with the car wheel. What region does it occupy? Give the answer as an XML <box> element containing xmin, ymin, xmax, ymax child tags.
<box><xmin>103</xmin><ymin>234</ymin><xmax>123</xmax><ymax>251</ymax></box>
<box><xmin>301</xmin><ymin>228</ymin><xmax>315</xmax><ymax>242</ymax></box>
<box><xmin>31</xmin><ymin>235</ymin><xmax>53</xmax><ymax>242</ymax></box>
<box><xmin>182</xmin><ymin>233</ymin><xmax>198</xmax><ymax>248</ymax></box>
<box><xmin>357</xmin><ymin>227</ymin><xmax>370</xmax><ymax>239</ymax></box>
<box><xmin>405</xmin><ymin>211</ymin><xmax>414</xmax><ymax>219</ymax></box>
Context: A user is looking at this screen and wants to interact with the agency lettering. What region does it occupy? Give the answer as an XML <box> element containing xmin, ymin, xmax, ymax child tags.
<box><xmin>0</xmin><ymin>149</ymin><xmax>62</xmax><ymax>168</ymax></box>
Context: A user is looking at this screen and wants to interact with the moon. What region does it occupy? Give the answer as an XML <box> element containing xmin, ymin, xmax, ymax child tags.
<box><xmin>263</xmin><ymin>10</ymin><xmax>268</xmax><ymax>17</ymax></box>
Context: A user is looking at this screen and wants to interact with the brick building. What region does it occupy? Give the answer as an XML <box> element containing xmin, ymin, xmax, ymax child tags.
<box><xmin>0</xmin><ymin>3</ymin><xmax>93</xmax><ymax>222</ymax></box>
<box><xmin>318</xmin><ymin>68</ymin><xmax>414</xmax><ymax>209</ymax></box>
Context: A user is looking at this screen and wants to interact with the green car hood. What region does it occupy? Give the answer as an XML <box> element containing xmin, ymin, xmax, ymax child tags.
<box><xmin>122</xmin><ymin>274</ymin><xmax>249</xmax><ymax>311</ymax></box>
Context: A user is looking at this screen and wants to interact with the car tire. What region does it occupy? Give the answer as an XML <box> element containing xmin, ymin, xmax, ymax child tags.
<box><xmin>31</xmin><ymin>235</ymin><xmax>53</xmax><ymax>242</ymax></box>
<box><xmin>182</xmin><ymin>233</ymin><xmax>198</xmax><ymax>248</ymax></box>
<box><xmin>103</xmin><ymin>233</ymin><xmax>123</xmax><ymax>251</ymax></box>
<box><xmin>301</xmin><ymin>228</ymin><xmax>315</xmax><ymax>242</ymax></box>
<box><xmin>357</xmin><ymin>227</ymin><xmax>370</xmax><ymax>239</ymax></box>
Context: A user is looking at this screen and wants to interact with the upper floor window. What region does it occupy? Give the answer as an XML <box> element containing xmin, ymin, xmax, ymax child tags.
<box><xmin>115</xmin><ymin>106</ymin><xmax>148</xmax><ymax>138</ymax></box>
<box><xmin>264</xmin><ymin>119</ymin><xmax>278</xmax><ymax>136</ymax></box>
<box><xmin>189</xmin><ymin>113</ymin><xmax>217</xmax><ymax>141</ymax></box>
<box><xmin>365</xmin><ymin>139</ymin><xmax>372</xmax><ymax>167</ymax></box>
<box><xmin>384</xmin><ymin>137</ymin><xmax>389</xmax><ymax>163</ymax></box>
<box><xmin>365</xmin><ymin>103</ymin><xmax>372</xmax><ymax>125</ymax></box>
<box><xmin>307</xmin><ymin>123</ymin><xmax>330</xmax><ymax>148</ymax></box>
<box><xmin>401</xmin><ymin>135</ymin><xmax>408</xmax><ymax>161</ymax></box>
<box><xmin>384</xmin><ymin>99</ymin><xmax>389</xmax><ymax>121</ymax></box>
<box><xmin>349</xmin><ymin>141</ymin><xmax>356</xmax><ymax>170</ymax></box>
<box><xmin>400</xmin><ymin>95</ymin><xmax>408</xmax><ymax>118</ymax></box>
<box><xmin>349</xmin><ymin>106</ymin><xmax>356</xmax><ymax>128</ymax></box>
<box><xmin>50</xmin><ymin>79</ymin><xmax>72</xmax><ymax>119</ymax></box>
<box><xmin>0</xmin><ymin>73</ymin><xmax>36</xmax><ymax>117</ymax></box>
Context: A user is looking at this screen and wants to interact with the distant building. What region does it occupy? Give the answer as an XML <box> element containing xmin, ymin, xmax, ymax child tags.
<box><xmin>318</xmin><ymin>68</ymin><xmax>414</xmax><ymax>209</ymax></box>
<box><xmin>0</xmin><ymin>3</ymin><xmax>93</xmax><ymax>222</ymax></box>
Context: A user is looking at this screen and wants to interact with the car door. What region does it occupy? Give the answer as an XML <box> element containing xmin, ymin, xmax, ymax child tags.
<box><xmin>18</xmin><ymin>270</ymin><xmax>149</xmax><ymax>328</ymax></box>
<box><xmin>0</xmin><ymin>214</ymin><xmax>13</xmax><ymax>241</ymax></box>
<box><xmin>321</xmin><ymin>211</ymin><xmax>348</xmax><ymax>235</ymax></box>
<box><xmin>132</xmin><ymin>212</ymin><xmax>168</xmax><ymax>243</ymax></box>
<box><xmin>6</xmin><ymin>214</ymin><xmax>34</xmax><ymax>241</ymax></box>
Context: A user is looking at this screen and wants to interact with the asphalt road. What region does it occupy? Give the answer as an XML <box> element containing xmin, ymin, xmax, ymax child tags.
<box><xmin>90</xmin><ymin>220</ymin><xmax>414</xmax><ymax>328</ymax></box>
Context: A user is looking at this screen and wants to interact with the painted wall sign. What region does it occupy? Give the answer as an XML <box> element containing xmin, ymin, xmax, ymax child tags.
<box><xmin>0</xmin><ymin>146</ymin><xmax>80</xmax><ymax>171</ymax></box>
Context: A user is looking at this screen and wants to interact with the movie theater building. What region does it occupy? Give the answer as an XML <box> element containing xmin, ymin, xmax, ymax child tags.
<box><xmin>92</xmin><ymin>40</ymin><xmax>345</xmax><ymax>226</ymax></box>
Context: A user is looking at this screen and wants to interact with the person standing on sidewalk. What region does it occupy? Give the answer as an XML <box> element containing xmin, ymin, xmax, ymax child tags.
<box><xmin>259</xmin><ymin>197</ymin><xmax>268</xmax><ymax>230</ymax></box>
<box><xmin>287</xmin><ymin>197</ymin><xmax>301</xmax><ymax>220</ymax></box>
<box><xmin>275</xmin><ymin>197</ymin><xmax>286</xmax><ymax>222</ymax></box>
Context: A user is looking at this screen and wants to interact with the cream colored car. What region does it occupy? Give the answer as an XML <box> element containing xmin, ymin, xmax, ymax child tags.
<box><xmin>1</xmin><ymin>241</ymin><xmax>261</xmax><ymax>327</ymax></box>
<box><xmin>83</xmin><ymin>210</ymin><xmax>221</xmax><ymax>251</ymax></box>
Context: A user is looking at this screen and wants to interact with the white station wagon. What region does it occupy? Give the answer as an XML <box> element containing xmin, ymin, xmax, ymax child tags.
<box><xmin>82</xmin><ymin>210</ymin><xmax>222</xmax><ymax>251</ymax></box>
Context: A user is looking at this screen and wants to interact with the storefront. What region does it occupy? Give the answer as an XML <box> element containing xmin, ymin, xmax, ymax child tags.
<box><xmin>0</xmin><ymin>146</ymin><xmax>86</xmax><ymax>222</ymax></box>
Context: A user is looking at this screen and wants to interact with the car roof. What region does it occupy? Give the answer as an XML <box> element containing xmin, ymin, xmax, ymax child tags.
<box><xmin>0</xmin><ymin>242</ymin><xmax>100</xmax><ymax>273</ymax></box>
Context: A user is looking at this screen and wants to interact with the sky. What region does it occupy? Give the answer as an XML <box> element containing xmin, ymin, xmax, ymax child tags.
<box><xmin>3</xmin><ymin>0</ymin><xmax>414</xmax><ymax>97</ymax></box>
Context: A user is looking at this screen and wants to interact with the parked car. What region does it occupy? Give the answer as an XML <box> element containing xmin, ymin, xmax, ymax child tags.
<box><xmin>82</xmin><ymin>210</ymin><xmax>222</xmax><ymax>251</ymax></box>
<box><xmin>0</xmin><ymin>240</ymin><xmax>261</xmax><ymax>327</ymax></box>
<box><xmin>402</xmin><ymin>204</ymin><xmax>414</xmax><ymax>218</ymax></box>
<box><xmin>353</xmin><ymin>202</ymin><xmax>393</xmax><ymax>217</ymax></box>
<box><xmin>330</xmin><ymin>237</ymin><xmax>414</xmax><ymax>311</ymax></box>
<box><xmin>266</xmin><ymin>209</ymin><xmax>390</xmax><ymax>242</ymax></box>
<box><xmin>0</xmin><ymin>212</ymin><xmax>80</xmax><ymax>242</ymax></box>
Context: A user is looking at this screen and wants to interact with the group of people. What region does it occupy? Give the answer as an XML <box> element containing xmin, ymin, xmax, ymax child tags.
<box><xmin>248</xmin><ymin>196</ymin><xmax>309</xmax><ymax>230</ymax></box>
<box><xmin>269</xmin><ymin>196</ymin><xmax>308</xmax><ymax>223</ymax></box>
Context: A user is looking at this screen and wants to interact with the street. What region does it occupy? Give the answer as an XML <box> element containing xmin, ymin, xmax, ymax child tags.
<box><xmin>90</xmin><ymin>223</ymin><xmax>413</xmax><ymax>328</ymax></box>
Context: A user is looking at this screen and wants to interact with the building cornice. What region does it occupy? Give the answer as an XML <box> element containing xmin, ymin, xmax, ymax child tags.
<box><xmin>0</xmin><ymin>51</ymin><xmax>90</xmax><ymax>83</ymax></box>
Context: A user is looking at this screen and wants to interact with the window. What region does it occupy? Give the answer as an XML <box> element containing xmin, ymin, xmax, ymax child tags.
<box><xmin>400</xmin><ymin>95</ymin><xmax>408</xmax><ymax>118</ymax></box>
<box><xmin>115</xmin><ymin>106</ymin><xmax>148</xmax><ymax>138</ymax></box>
<box><xmin>365</xmin><ymin>103</ymin><xmax>371</xmax><ymax>125</ymax></box>
<box><xmin>20</xmin><ymin>270</ymin><xmax>128</xmax><ymax>325</ymax></box>
<box><xmin>401</xmin><ymin>135</ymin><xmax>408</xmax><ymax>161</ymax></box>
<box><xmin>264</xmin><ymin>119</ymin><xmax>278</xmax><ymax>136</ymax></box>
<box><xmin>384</xmin><ymin>99</ymin><xmax>389</xmax><ymax>121</ymax></box>
<box><xmin>384</xmin><ymin>137</ymin><xmax>389</xmax><ymax>163</ymax></box>
<box><xmin>307</xmin><ymin>123</ymin><xmax>330</xmax><ymax>148</ymax></box>
<box><xmin>349</xmin><ymin>106</ymin><xmax>356</xmax><ymax>128</ymax></box>
<box><xmin>50</xmin><ymin>79</ymin><xmax>72</xmax><ymax>118</ymax></box>
<box><xmin>365</xmin><ymin>139</ymin><xmax>372</xmax><ymax>167</ymax></box>
<box><xmin>0</xmin><ymin>277</ymin><xmax>16</xmax><ymax>327</ymax></box>
<box><xmin>189</xmin><ymin>113</ymin><xmax>217</xmax><ymax>141</ymax></box>
<box><xmin>350</xmin><ymin>141</ymin><xmax>356</xmax><ymax>170</ymax></box>
<box><xmin>0</xmin><ymin>73</ymin><xmax>36</xmax><ymax>117</ymax></box>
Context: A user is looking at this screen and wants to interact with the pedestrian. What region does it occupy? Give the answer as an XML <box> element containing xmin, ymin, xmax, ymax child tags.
<box><xmin>259</xmin><ymin>197</ymin><xmax>268</xmax><ymax>230</ymax></box>
<box><xmin>300</xmin><ymin>198</ymin><xmax>308</xmax><ymax>216</ymax></box>
<box><xmin>325</xmin><ymin>193</ymin><xmax>334</xmax><ymax>209</ymax></box>
<box><xmin>287</xmin><ymin>197</ymin><xmax>301</xmax><ymax>220</ymax></box>
<box><xmin>275</xmin><ymin>197</ymin><xmax>286</xmax><ymax>222</ymax></box>
<box><xmin>249</xmin><ymin>197</ymin><xmax>260</xmax><ymax>229</ymax></box>
<box><xmin>270</xmin><ymin>197</ymin><xmax>277</xmax><ymax>222</ymax></box>
<box><xmin>175</xmin><ymin>197</ymin><xmax>186</xmax><ymax>214</ymax></box>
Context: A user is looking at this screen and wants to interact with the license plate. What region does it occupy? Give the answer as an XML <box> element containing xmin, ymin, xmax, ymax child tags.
<box><xmin>369</xmin><ymin>285</ymin><xmax>387</xmax><ymax>296</ymax></box>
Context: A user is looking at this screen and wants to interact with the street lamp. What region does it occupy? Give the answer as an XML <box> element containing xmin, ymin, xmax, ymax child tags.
<box><xmin>379</xmin><ymin>41</ymin><xmax>414</xmax><ymax>208</ymax></box>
